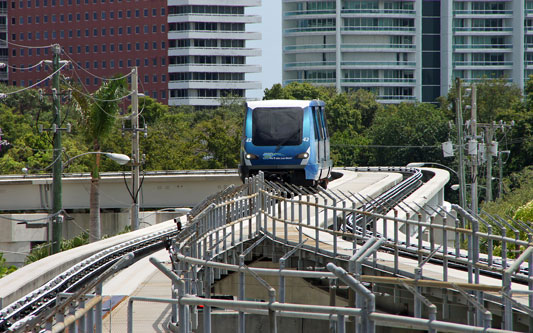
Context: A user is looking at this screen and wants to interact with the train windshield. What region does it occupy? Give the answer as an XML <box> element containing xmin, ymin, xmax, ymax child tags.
<box><xmin>252</xmin><ymin>107</ymin><xmax>303</xmax><ymax>146</ymax></box>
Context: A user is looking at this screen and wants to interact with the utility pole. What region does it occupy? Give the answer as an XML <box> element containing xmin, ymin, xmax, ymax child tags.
<box><xmin>485</xmin><ymin>124</ymin><xmax>494</xmax><ymax>202</ymax></box>
<box><xmin>469</xmin><ymin>85</ymin><xmax>478</xmax><ymax>215</ymax></box>
<box><xmin>455</xmin><ymin>78</ymin><xmax>467</xmax><ymax>209</ymax></box>
<box><xmin>51</xmin><ymin>44</ymin><xmax>62</xmax><ymax>254</ymax></box>
<box><xmin>131</xmin><ymin>67</ymin><xmax>140</xmax><ymax>231</ymax></box>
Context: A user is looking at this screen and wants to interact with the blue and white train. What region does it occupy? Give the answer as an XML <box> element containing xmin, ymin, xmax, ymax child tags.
<box><xmin>238</xmin><ymin>99</ymin><xmax>332</xmax><ymax>187</ymax></box>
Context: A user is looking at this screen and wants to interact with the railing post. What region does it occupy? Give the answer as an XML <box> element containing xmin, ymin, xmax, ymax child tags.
<box><xmin>95</xmin><ymin>283</ymin><xmax>102</xmax><ymax>333</ymax></box>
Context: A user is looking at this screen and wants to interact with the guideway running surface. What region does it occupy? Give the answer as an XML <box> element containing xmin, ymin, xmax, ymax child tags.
<box><xmin>102</xmin><ymin>249</ymin><xmax>172</xmax><ymax>332</ymax></box>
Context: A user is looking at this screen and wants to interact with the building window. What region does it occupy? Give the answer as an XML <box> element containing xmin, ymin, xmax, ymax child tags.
<box><xmin>144</xmin><ymin>58</ymin><xmax>148</xmax><ymax>66</ymax></box>
<box><xmin>102</xmin><ymin>28</ymin><xmax>106</xmax><ymax>36</ymax></box>
<box><xmin>93</xmin><ymin>11</ymin><xmax>97</xmax><ymax>20</ymax></box>
<box><xmin>136</xmin><ymin>59</ymin><xmax>140</xmax><ymax>66</ymax></box>
<box><xmin>110</xmin><ymin>60</ymin><xmax>114</xmax><ymax>68</ymax></box>
<box><xmin>143</xmin><ymin>8</ymin><xmax>147</xmax><ymax>16</ymax></box>
<box><xmin>102</xmin><ymin>44</ymin><xmax>106</xmax><ymax>52</ymax></box>
<box><xmin>76</xmin><ymin>29</ymin><xmax>80</xmax><ymax>37</ymax></box>
<box><xmin>161</xmin><ymin>7</ymin><xmax>165</xmax><ymax>15</ymax></box>
<box><xmin>152</xmin><ymin>42</ymin><xmax>157</xmax><ymax>50</ymax></box>
<box><xmin>101</xmin><ymin>11</ymin><xmax>105</xmax><ymax>19</ymax></box>
<box><xmin>76</xmin><ymin>13</ymin><xmax>80</xmax><ymax>21</ymax></box>
<box><xmin>93</xmin><ymin>28</ymin><xmax>98</xmax><ymax>36</ymax></box>
<box><xmin>153</xmin><ymin>75</ymin><xmax>157</xmax><ymax>82</ymax></box>
<box><xmin>162</xmin><ymin>74</ymin><xmax>166</xmax><ymax>82</ymax></box>
<box><xmin>161</xmin><ymin>24</ymin><xmax>166</xmax><ymax>32</ymax></box>
<box><xmin>135</xmin><ymin>25</ymin><xmax>140</xmax><ymax>34</ymax></box>
<box><xmin>110</xmin><ymin>27</ymin><xmax>114</xmax><ymax>35</ymax></box>
<box><xmin>144</xmin><ymin>42</ymin><xmax>148</xmax><ymax>50</ymax></box>
<box><xmin>102</xmin><ymin>61</ymin><xmax>106</xmax><ymax>68</ymax></box>
<box><xmin>93</xmin><ymin>61</ymin><xmax>98</xmax><ymax>68</ymax></box>
<box><xmin>68</xmin><ymin>13</ymin><xmax>72</xmax><ymax>21</ymax></box>
<box><xmin>144</xmin><ymin>25</ymin><xmax>148</xmax><ymax>33</ymax></box>
<box><xmin>93</xmin><ymin>45</ymin><xmax>98</xmax><ymax>52</ymax></box>
<box><xmin>85</xmin><ymin>29</ymin><xmax>89</xmax><ymax>37</ymax></box>
<box><xmin>119</xmin><ymin>43</ymin><xmax>123</xmax><ymax>51</ymax></box>
<box><xmin>126</xmin><ymin>9</ymin><xmax>131</xmax><ymax>18</ymax></box>
<box><xmin>109</xmin><ymin>11</ymin><xmax>114</xmax><ymax>19</ymax></box>
<box><xmin>85</xmin><ymin>78</ymin><xmax>90</xmax><ymax>85</ymax></box>
<box><xmin>127</xmin><ymin>59</ymin><xmax>131</xmax><ymax>67</ymax></box>
<box><xmin>60</xmin><ymin>14</ymin><xmax>64</xmax><ymax>22</ymax></box>
<box><xmin>110</xmin><ymin>43</ymin><xmax>114</xmax><ymax>52</ymax></box>
<box><xmin>118</xmin><ymin>10</ymin><xmax>122</xmax><ymax>18</ymax></box>
<box><xmin>152</xmin><ymin>8</ymin><xmax>156</xmax><ymax>16</ymax></box>
<box><xmin>119</xmin><ymin>60</ymin><xmax>123</xmax><ymax>67</ymax></box>
<box><xmin>27</xmin><ymin>16</ymin><xmax>32</xmax><ymax>24</ymax></box>
<box><xmin>135</xmin><ymin>42</ymin><xmax>140</xmax><ymax>50</ymax></box>
<box><xmin>135</xmin><ymin>9</ymin><xmax>139</xmax><ymax>17</ymax></box>
<box><xmin>144</xmin><ymin>75</ymin><xmax>148</xmax><ymax>83</ymax></box>
<box><xmin>127</xmin><ymin>26</ymin><xmax>131</xmax><ymax>34</ymax></box>
<box><xmin>161</xmin><ymin>41</ymin><xmax>165</xmax><ymax>49</ymax></box>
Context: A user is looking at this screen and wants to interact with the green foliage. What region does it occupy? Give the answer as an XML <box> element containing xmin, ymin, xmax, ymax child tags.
<box><xmin>0</xmin><ymin>253</ymin><xmax>17</xmax><ymax>278</ymax></box>
<box><xmin>367</xmin><ymin>103</ymin><xmax>449</xmax><ymax>166</ymax></box>
<box><xmin>514</xmin><ymin>200</ymin><xmax>533</xmax><ymax>223</ymax></box>
<box><xmin>24</xmin><ymin>232</ymin><xmax>90</xmax><ymax>264</ymax></box>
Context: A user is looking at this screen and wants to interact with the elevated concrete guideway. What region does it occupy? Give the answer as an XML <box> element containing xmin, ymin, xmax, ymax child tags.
<box><xmin>0</xmin><ymin>170</ymin><xmax>238</xmax><ymax>211</ymax></box>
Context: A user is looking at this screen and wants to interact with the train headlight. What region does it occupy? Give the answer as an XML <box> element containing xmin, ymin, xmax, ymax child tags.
<box><xmin>296</xmin><ymin>152</ymin><xmax>309</xmax><ymax>159</ymax></box>
<box><xmin>245</xmin><ymin>153</ymin><xmax>258</xmax><ymax>160</ymax></box>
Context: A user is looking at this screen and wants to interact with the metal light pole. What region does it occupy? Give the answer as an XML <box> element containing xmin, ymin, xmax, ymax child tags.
<box><xmin>455</xmin><ymin>78</ymin><xmax>467</xmax><ymax>209</ymax></box>
<box><xmin>469</xmin><ymin>85</ymin><xmax>478</xmax><ymax>215</ymax></box>
<box><xmin>130</xmin><ymin>67</ymin><xmax>140</xmax><ymax>231</ymax></box>
<box><xmin>51</xmin><ymin>44</ymin><xmax>63</xmax><ymax>254</ymax></box>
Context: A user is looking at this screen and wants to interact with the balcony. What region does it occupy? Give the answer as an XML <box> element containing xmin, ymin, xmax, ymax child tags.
<box><xmin>168</xmin><ymin>63</ymin><xmax>261</xmax><ymax>73</ymax></box>
<box><xmin>283</xmin><ymin>44</ymin><xmax>336</xmax><ymax>53</ymax></box>
<box><xmin>341</xmin><ymin>61</ymin><xmax>416</xmax><ymax>69</ymax></box>
<box><xmin>168</xmin><ymin>80</ymin><xmax>261</xmax><ymax>90</ymax></box>
<box><xmin>284</xmin><ymin>61</ymin><xmax>336</xmax><ymax>70</ymax></box>
<box><xmin>283</xmin><ymin>27</ymin><xmax>336</xmax><ymax>35</ymax></box>
<box><xmin>453</xmin><ymin>26</ymin><xmax>512</xmax><ymax>36</ymax></box>
<box><xmin>453</xmin><ymin>44</ymin><xmax>512</xmax><ymax>53</ymax></box>
<box><xmin>341</xmin><ymin>8</ymin><xmax>415</xmax><ymax>17</ymax></box>
<box><xmin>453</xmin><ymin>61</ymin><xmax>512</xmax><ymax>69</ymax></box>
<box><xmin>284</xmin><ymin>9</ymin><xmax>336</xmax><ymax>17</ymax></box>
<box><xmin>453</xmin><ymin>9</ymin><xmax>512</xmax><ymax>18</ymax></box>
<box><xmin>168</xmin><ymin>13</ymin><xmax>261</xmax><ymax>24</ymax></box>
<box><xmin>342</xmin><ymin>26</ymin><xmax>415</xmax><ymax>33</ymax></box>
<box><xmin>168</xmin><ymin>47</ymin><xmax>261</xmax><ymax>57</ymax></box>
<box><xmin>282</xmin><ymin>78</ymin><xmax>335</xmax><ymax>85</ymax></box>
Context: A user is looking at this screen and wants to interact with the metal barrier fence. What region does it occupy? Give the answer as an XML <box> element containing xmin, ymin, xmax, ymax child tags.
<box><xmin>158</xmin><ymin>172</ymin><xmax>533</xmax><ymax>332</ymax></box>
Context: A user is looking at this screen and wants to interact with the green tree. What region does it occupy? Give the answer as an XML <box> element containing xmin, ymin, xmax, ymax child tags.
<box><xmin>367</xmin><ymin>103</ymin><xmax>449</xmax><ymax>166</ymax></box>
<box><xmin>72</xmin><ymin>78</ymin><xmax>128</xmax><ymax>242</ymax></box>
<box><xmin>0</xmin><ymin>253</ymin><xmax>17</xmax><ymax>278</ymax></box>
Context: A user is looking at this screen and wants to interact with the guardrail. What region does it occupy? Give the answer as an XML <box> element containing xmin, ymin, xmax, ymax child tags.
<box><xmin>161</xmin><ymin>171</ymin><xmax>533</xmax><ymax>332</ymax></box>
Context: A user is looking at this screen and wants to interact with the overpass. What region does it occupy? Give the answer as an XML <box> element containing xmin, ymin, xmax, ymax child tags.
<box><xmin>1</xmin><ymin>167</ymin><xmax>532</xmax><ymax>332</ymax></box>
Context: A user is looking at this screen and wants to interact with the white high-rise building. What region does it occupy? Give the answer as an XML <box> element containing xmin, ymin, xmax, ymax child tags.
<box><xmin>168</xmin><ymin>0</ymin><xmax>262</xmax><ymax>108</ymax></box>
<box><xmin>283</xmin><ymin>0</ymin><xmax>531</xmax><ymax>103</ymax></box>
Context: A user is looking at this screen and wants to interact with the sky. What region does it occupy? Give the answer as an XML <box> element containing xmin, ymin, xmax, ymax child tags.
<box><xmin>247</xmin><ymin>1</ymin><xmax>282</xmax><ymax>100</ymax></box>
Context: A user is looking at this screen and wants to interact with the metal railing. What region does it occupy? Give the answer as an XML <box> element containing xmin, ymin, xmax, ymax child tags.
<box><xmin>161</xmin><ymin>171</ymin><xmax>533</xmax><ymax>332</ymax></box>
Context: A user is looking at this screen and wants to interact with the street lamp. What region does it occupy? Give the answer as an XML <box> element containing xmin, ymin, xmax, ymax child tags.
<box><xmin>63</xmin><ymin>152</ymin><xmax>130</xmax><ymax>169</ymax></box>
<box><xmin>51</xmin><ymin>151</ymin><xmax>130</xmax><ymax>253</ymax></box>
<box><xmin>407</xmin><ymin>162</ymin><xmax>466</xmax><ymax>209</ymax></box>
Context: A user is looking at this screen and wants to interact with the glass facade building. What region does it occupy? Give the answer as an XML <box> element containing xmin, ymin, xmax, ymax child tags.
<box><xmin>283</xmin><ymin>0</ymin><xmax>532</xmax><ymax>103</ymax></box>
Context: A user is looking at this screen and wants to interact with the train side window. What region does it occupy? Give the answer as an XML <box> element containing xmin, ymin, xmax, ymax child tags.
<box><xmin>312</xmin><ymin>107</ymin><xmax>321</xmax><ymax>140</ymax></box>
<box><xmin>316</xmin><ymin>107</ymin><xmax>325</xmax><ymax>140</ymax></box>
<box><xmin>320</xmin><ymin>107</ymin><xmax>328</xmax><ymax>139</ymax></box>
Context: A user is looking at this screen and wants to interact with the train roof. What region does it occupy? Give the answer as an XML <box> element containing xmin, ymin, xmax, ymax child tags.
<box><xmin>246</xmin><ymin>99</ymin><xmax>325</xmax><ymax>109</ymax></box>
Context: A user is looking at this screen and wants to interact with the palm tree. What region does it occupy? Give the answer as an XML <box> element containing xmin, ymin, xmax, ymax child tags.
<box><xmin>72</xmin><ymin>78</ymin><xmax>128</xmax><ymax>242</ymax></box>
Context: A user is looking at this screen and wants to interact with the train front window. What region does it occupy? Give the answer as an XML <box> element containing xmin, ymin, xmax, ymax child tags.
<box><xmin>252</xmin><ymin>107</ymin><xmax>303</xmax><ymax>146</ymax></box>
